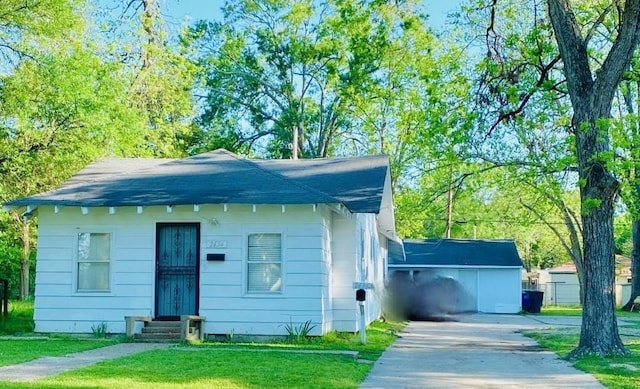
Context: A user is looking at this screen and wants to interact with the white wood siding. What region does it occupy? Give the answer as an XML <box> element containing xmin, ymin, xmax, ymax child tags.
<box><xmin>33</xmin><ymin>204</ymin><xmax>331</xmax><ymax>335</ymax></box>
<box><xmin>320</xmin><ymin>207</ymin><xmax>333</xmax><ymax>333</ymax></box>
<box><xmin>330</xmin><ymin>213</ymin><xmax>357</xmax><ymax>331</ymax></box>
<box><xmin>357</xmin><ymin>214</ymin><xmax>385</xmax><ymax>325</ymax></box>
<box><xmin>329</xmin><ymin>212</ymin><xmax>385</xmax><ymax>332</ymax></box>
<box><xmin>201</xmin><ymin>204</ymin><xmax>328</xmax><ymax>336</ymax></box>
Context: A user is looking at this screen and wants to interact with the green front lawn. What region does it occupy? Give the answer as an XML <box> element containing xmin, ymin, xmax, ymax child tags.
<box><xmin>2</xmin><ymin>348</ymin><xmax>370</xmax><ymax>389</ymax></box>
<box><xmin>1</xmin><ymin>300</ymin><xmax>119</xmax><ymax>367</ymax></box>
<box><xmin>0</xmin><ymin>339</ymin><xmax>118</xmax><ymax>367</ymax></box>
<box><xmin>525</xmin><ymin>331</ymin><xmax>640</xmax><ymax>389</ymax></box>
<box><xmin>0</xmin><ymin>310</ymin><xmax>402</xmax><ymax>389</ymax></box>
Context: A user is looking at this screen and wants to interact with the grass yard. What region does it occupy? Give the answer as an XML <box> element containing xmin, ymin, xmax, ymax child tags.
<box><xmin>2</xmin><ymin>347</ymin><xmax>372</xmax><ymax>389</ymax></box>
<box><xmin>0</xmin><ymin>339</ymin><xmax>119</xmax><ymax>367</ymax></box>
<box><xmin>536</xmin><ymin>305</ymin><xmax>583</xmax><ymax>316</ymax></box>
<box><xmin>315</xmin><ymin>319</ymin><xmax>402</xmax><ymax>360</ymax></box>
<box><xmin>0</xmin><ymin>300</ymin><xmax>402</xmax><ymax>389</ymax></box>
<box><xmin>525</xmin><ymin>330</ymin><xmax>640</xmax><ymax>389</ymax></box>
<box><xmin>0</xmin><ymin>301</ymin><xmax>119</xmax><ymax>366</ymax></box>
<box><xmin>0</xmin><ymin>300</ymin><xmax>35</xmax><ymax>335</ymax></box>
<box><xmin>532</xmin><ymin>305</ymin><xmax>640</xmax><ymax>318</ymax></box>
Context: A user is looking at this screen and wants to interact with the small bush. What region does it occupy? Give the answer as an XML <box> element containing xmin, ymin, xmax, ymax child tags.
<box><xmin>282</xmin><ymin>319</ymin><xmax>317</xmax><ymax>343</ymax></box>
<box><xmin>91</xmin><ymin>322</ymin><xmax>108</xmax><ymax>338</ymax></box>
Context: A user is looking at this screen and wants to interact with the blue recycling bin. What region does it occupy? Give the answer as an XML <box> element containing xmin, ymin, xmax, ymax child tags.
<box><xmin>521</xmin><ymin>291</ymin><xmax>530</xmax><ymax>312</ymax></box>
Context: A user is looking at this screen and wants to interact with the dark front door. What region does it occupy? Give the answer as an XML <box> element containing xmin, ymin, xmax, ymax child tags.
<box><xmin>155</xmin><ymin>223</ymin><xmax>200</xmax><ymax>320</ymax></box>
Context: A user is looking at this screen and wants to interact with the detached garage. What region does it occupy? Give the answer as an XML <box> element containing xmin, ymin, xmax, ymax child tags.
<box><xmin>388</xmin><ymin>239</ymin><xmax>523</xmax><ymax>315</ymax></box>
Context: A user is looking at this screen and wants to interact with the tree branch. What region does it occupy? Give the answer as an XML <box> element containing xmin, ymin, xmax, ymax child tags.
<box><xmin>547</xmin><ymin>0</ymin><xmax>594</xmax><ymax>105</ymax></box>
<box><xmin>521</xmin><ymin>200</ymin><xmax>575</xmax><ymax>259</ymax></box>
<box><xmin>593</xmin><ymin>0</ymin><xmax>640</xmax><ymax>109</ymax></box>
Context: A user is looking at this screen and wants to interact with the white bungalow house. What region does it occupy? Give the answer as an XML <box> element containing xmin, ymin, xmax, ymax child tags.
<box><xmin>3</xmin><ymin>149</ymin><xmax>398</xmax><ymax>337</ymax></box>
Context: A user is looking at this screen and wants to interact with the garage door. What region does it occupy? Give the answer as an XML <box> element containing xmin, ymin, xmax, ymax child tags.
<box><xmin>458</xmin><ymin>269</ymin><xmax>478</xmax><ymax>312</ymax></box>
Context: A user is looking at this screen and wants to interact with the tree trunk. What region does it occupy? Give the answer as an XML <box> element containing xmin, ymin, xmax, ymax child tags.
<box><xmin>622</xmin><ymin>219</ymin><xmax>640</xmax><ymax>310</ymax></box>
<box><xmin>572</xmin><ymin>165</ymin><xmax>625</xmax><ymax>356</ymax></box>
<box><xmin>20</xmin><ymin>259</ymin><xmax>29</xmax><ymax>300</ymax></box>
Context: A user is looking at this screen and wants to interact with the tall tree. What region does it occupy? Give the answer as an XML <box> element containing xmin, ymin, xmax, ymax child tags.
<box><xmin>96</xmin><ymin>0</ymin><xmax>198</xmax><ymax>157</ymax></box>
<box><xmin>192</xmin><ymin>0</ymin><xmax>441</xmax><ymax>159</ymax></box>
<box><xmin>0</xmin><ymin>0</ymin><xmax>79</xmax><ymax>73</ymax></box>
<box><xmin>547</xmin><ymin>0</ymin><xmax>640</xmax><ymax>357</ymax></box>
<box><xmin>0</xmin><ymin>0</ymin><xmax>160</xmax><ymax>298</ymax></box>
<box><xmin>458</xmin><ymin>0</ymin><xmax>640</xmax><ymax>355</ymax></box>
<box><xmin>0</xmin><ymin>45</ymin><xmax>150</xmax><ymax>298</ymax></box>
<box><xmin>0</xmin><ymin>0</ymin><xmax>85</xmax><ymax>299</ymax></box>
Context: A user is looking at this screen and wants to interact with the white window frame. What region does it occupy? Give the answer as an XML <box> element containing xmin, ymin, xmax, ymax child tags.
<box><xmin>76</xmin><ymin>232</ymin><xmax>112</xmax><ymax>293</ymax></box>
<box><xmin>246</xmin><ymin>232</ymin><xmax>283</xmax><ymax>294</ymax></box>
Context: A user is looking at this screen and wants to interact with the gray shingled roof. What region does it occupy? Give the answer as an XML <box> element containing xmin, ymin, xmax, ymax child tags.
<box><xmin>4</xmin><ymin>149</ymin><xmax>390</xmax><ymax>215</ymax></box>
<box><xmin>255</xmin><ymin>155</ymin><xmax>389</xmax><ymax>214</ymax></box>
<box><xmin>389</xmin><ymin>239</ymin><xmax>523</xmax><ymax>267</ymax></box>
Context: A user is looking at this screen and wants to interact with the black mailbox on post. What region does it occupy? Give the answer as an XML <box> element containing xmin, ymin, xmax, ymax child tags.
<box><xmin>356</xmin><ymin>288</ymin><xmax>366</xmax><ymax>302</ymax></box>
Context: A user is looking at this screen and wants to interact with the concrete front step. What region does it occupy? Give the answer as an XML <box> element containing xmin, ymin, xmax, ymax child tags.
<box><xmin>133</xmin><ymin>320</ymin><xmax>182</xmax><ymax>342</ymax></box>
<box><xmin>145</xmin><ymin>321</ymin><xmax>181</xmax><ymax>328</ymax></box>
<box><xmin>134</xmin><ymin>337</ymin><xmax>181</xmax><ymax>343</ymax></box>
<box><xmin>141</xmin><ymin>326</ymin><xmax>180</xmax><ymax>334</ymax></box>
<box><xmin>134</xmin><ymin>332</ymin><xmax>181</xmax><ymax>341</ymax></box>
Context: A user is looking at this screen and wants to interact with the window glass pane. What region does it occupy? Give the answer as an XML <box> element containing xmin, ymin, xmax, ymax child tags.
<box><xmin>78</xmin><ymin>233</ymin><xmax>110</xmax><ymax>261</ymax></box>
<box><xmin>248</xmin><ymin>263</ymin><xmax>282</xmax><ymax>292</ymax></box>
<box><xmin>248</xmin><ymin>233</ymin><xmax>281</xmax><ymax>293</ymax></box>
<box><xmin>78</xmin><ymin>262</ymin><xmax>110</xmax><ymax>290</ymax></box>
<box><xmin>78</xmin><ymin>233</ymin><xmax>110</xmax><ymax>291</ymax></box>
<box><xmin>248</xmin><ymin>234</ymin><xmax>281</xmax><ymax>261</ymax></box>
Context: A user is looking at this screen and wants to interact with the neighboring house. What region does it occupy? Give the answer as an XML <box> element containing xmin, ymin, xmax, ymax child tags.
<box><xmin>538</xmin><ymin>256</ymin><xmax>631</xmax><ymax>306</ymax></box>
<box><xmin>3</xmin><ymin>149</ymin><xmax>398</xmax><ymax>336</ymax></box>
<box><xmin>388</xmin><ymin>239</ymin><xmax>523</xmax><ymax>314</ymax></box>
<box><xmin>537</xmin><ymin>263</ymin><xmax>579</xmax><ymax>306</ymax></box>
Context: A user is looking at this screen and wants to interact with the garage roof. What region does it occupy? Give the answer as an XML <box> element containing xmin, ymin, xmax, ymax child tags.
<box><xmin>389</xmin><ymin>238</ymin><xmax>523</xmax><ymax>268</ymax></box>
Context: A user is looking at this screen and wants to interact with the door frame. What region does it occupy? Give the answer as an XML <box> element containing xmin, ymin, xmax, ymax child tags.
<box><xmin>154</xmin><ymin>222</ymin><xmax>201</xmax><ymax>320</ymax></box>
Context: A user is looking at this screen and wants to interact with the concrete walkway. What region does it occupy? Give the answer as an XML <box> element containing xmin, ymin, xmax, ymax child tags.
<box><xmin>0</xmin><ymin>343</ymin><xmax>171</xmax><ymax>382</ymax></box>
<box><xmin>360</xmin><ymin>314</ymin><xmax>607</xmax><ymax>389</ymax></box>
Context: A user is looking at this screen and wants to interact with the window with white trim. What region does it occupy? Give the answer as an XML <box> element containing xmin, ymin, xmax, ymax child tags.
<box><xmin>77</xmin><ymin>233</ymin><xmax>110</xmax><ymax>291</ymax></box>
<box><xmin>247</xmin><ymin>233</ymin><xmax>282</xmax><ymax>293</ymax></box>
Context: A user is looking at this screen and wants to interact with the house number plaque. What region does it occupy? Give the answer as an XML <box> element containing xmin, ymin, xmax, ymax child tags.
<box><xmin>205</xmin><ymin>240</ymin><xmax>227</xmax><ymax>248</ymax></box>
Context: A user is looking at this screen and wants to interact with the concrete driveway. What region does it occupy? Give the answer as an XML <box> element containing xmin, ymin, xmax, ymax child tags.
<box><xmin>360</xmin><ymin>314</ymin><xmax>606</xmax><ymax>389</ymax></box>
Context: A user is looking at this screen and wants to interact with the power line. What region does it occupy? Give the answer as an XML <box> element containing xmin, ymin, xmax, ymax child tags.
<box><xmin>396</xmin><ymin>217</ymin><xmax>629</xmax><ymax>227</ymax></box>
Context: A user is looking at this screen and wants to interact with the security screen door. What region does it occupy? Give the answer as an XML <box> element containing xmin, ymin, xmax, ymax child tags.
<box><xmin>155</xmin><ymin>223</ymin><xmax>199</xmax><ymax>320</ymax></box>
